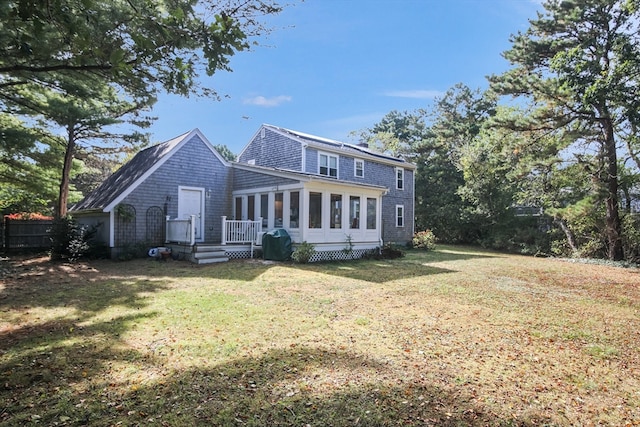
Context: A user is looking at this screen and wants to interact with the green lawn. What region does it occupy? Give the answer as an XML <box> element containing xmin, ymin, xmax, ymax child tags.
<box><xmin>1</xmin><ymin>246</ymin><xmax>639</xmax><ymax>426</ymax></box>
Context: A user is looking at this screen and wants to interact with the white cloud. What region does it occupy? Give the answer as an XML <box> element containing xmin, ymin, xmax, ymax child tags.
<box><xmin>383</xmin><ymin>89</ymin><xmax>444</xmax><ymax>99</ymax></box>
<box><xmin>243</xmin><ymin>95</ymin><xmax>292</xmax><ymax>107</ymax></box>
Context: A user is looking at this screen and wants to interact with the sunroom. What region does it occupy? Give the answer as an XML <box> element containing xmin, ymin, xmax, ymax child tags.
<box><xmin>229</xmin><ymin>166</ymin><xmax>387</xmax><ymax>260</ymax></box>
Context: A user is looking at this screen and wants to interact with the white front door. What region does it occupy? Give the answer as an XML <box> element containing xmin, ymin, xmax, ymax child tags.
<box><xmin>178</xmin><ymin>187</ymin><xmax>204</xmax><ymax>242</ymax></box>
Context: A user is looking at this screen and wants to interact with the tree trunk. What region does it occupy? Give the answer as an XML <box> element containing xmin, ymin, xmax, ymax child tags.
<box><xmin>554</xmin><ymin>216</ymin><xmax>578</xmax><ymax>254</ymax></box>
<box><xmin>602</xmin><ymin>118</ymin><xmax>623</xmax><ymax>261</ymax></box>
<box><xmin>57</xmin><ymin>126</ymin><xmax>76</xmax><ymax>218</ymax></box>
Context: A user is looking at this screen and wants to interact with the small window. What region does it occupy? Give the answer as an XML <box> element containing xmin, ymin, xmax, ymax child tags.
<box><xmin>354</xmin><ymin>159</ymin><xmax>364</xmax><ymax>178</ymax></box>
<box><xmin>396</xmin><ymin>205</ymin><xmax>404</xmax><ymax>227</ymax></box>
<box><xmin>396</xmin><ymin>167</ymin><xmax>404</xmax><ymax>190</ymax></box>
<box><xmin>319</xmin><ymin>152</ymin><xmax>338</xmax><ymax>178</ymax></box>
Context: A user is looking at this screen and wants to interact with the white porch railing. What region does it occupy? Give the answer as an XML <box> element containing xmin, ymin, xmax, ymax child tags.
<box><xmin>221</xmin><ymin>216</ymin><xmax>263</xmax><ymax>245</ymax></box>
<box><xmin>165</xmin><ymin>215</ymin><xmax>196</xmax><ymax>245</ymax></box>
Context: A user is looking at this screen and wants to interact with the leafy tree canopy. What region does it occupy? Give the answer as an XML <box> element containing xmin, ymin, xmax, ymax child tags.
<box><xmin>489</xmin><ymin>0</ymin><xmax>640</xmax><ymax>260</ymax></box>
<box><xmin>0</xmin><ymin>0</ymin><xmax>283</xmax><ymax>100</ymax></box>
<box><xmin>1</xmin><ymin>0</ymin><xmax>284</xmax><ymax>216</ymax></box>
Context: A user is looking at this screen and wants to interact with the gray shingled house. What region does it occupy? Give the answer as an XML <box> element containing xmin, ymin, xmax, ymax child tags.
<box><xmin>71</xmin><ymin>125</ymin><xmax>415</xmax><ymax>263</ymax></box>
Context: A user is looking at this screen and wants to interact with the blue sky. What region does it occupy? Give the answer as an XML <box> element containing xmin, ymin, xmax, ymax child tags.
<box><xmin>148</xmin><ymin>0</ymin><xmax>543</xmax><ymax>154</ymax></box>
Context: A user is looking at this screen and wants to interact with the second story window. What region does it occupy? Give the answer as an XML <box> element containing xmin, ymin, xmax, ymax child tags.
<box><xmin>396</xmin><ymin>167</ymin><xmax>404</xmax><ymax>190</ymax></box>
<box><xmin>354</xmin><ymin>159</ymin><xmax>364</xmax><ymax>178</ymax></box>
<box><xmin>319</xmin><ymin>152</ymin><xmax>338</xmax><ymax>178</ymax></box>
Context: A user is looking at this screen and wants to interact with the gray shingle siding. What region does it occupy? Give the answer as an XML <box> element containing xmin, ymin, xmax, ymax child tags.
<box><xmin>301</xmin><ymin>146</ymin><xmax>414</xmax><ymax>244</ymax></box>
<box><xmin>239</xmin><ymin>128</ymin><xmax>302</xmax><ymax>171</ymax></box>
<box><xmin>375</xmin><ymin>165</ymin><xmax>414</xmax><ymax>245</ymax></box>
<box><xmin>119</xmin><ymin>134</ymin><xmax>232</xmax><ymax>244</ymax></box>
<box><xmin>232</xmin><ymin>167</ymin><xmax>299</xmax><ymax>191</ymax></box>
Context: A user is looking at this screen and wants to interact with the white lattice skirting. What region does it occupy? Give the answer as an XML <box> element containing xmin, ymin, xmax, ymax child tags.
<box><xmin>224</xmin><ymin>248</ymin><xmax>374</xmax><ymax>262</ymax></box>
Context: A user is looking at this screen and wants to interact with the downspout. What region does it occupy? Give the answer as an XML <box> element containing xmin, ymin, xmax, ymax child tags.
<box><xmin>412</xmin><ymin>169</ymin><xmax>416</xmax><ymax>238</ymax></box>
<box><xmin>301</xmin><ymin>143</ymin><xmax>308</xmax><ymax>172</ymax></box>
<box><xmin>380</xmin><ymin>188</ymin><xmax>388</xmax><ymax>249</ymax></box>
<box><xmin>108</xmin><ymin>209</ymin><xmax>115</xmax><ymax>250</ymax></box>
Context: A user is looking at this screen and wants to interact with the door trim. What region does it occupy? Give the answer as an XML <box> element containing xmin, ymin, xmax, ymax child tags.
<box><xmin>178</xmin><ymin>186</ymin><xmax>205</xmax><ymax>242</ymax></box>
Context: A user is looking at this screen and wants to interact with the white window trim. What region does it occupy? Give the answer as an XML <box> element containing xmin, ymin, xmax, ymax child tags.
<box><xmin>354</xmin><ymin>159</ymin><xmax>364</xmax><ymax>178</ymax></box>
<box><xmin>396</xmin><ymin>167</ymin><xmax>404</xmax><ymax>190</ymax></box>
<box><xmin>396</xmin><ymin>204</ymin><xmax>404</xmax><ymax>227</ymax></box>
<box><xmin>318</xmin><ymin>151</ymin><xmax>339</xmax><ymax>178</ymax></box>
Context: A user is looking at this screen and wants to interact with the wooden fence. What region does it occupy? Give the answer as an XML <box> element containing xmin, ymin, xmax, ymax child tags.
<box><xmin>2</xmin><ymin>219</ymin><xmax>53</xmax><ymax>251</ymax></box>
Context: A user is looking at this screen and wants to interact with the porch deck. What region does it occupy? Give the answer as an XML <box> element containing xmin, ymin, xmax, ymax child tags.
<box><xmin>165</xmin><ymin>217</ymin><xmax>380</xmax><ymax>264</ymax></box>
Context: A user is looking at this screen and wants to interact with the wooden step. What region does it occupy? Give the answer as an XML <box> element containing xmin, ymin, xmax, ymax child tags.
<box><xmin>192</xmin><ymin>249</ymin><xmax>229</xmax><ymax>264</ymax></box>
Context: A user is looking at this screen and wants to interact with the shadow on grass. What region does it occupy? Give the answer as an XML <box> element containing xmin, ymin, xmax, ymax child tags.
<box><xmin>0</xmin><ymin>257</ymin><xmax>169</xmax><ymax>312</ymax></box>
<box><xmin>410</xmin><ymin>244</ymin><xmax>503</xmax><ymax>263</ymax></box>
<box><xmin>299</xmin><ymin>260</ymin><xmax>456</xmax><ymax>284</ymax></box>
<box><xmin>0</xmin><ymin>251</ymin><xmax>552</xmax><ymax>426</ymax></box>
<box><xmin>139</xmin><ymin>245</ymin><xmax>501</xmax><ymax>285</ymax></box>
<box><xmin>278</xmin><ymin>245</ymin><xmax>501</xmax><ymax>284</ymax></box>
<box><xmin>1</xmin><ymin>345</ymin><xmax>550</xmax><ymax>426</ymax></box>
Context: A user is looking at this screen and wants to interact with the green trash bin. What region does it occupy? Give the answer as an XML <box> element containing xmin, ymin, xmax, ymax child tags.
<box><xmin>262</xmin><ymin>228</ymin><xmax>292</xmax><ymax>261</ymax></box>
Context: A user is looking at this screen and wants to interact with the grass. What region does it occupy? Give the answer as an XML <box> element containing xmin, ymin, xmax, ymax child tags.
<box><xmin>1</xmin><ymin>245</ymin><xmax>639</xmax><ymax>426</ymax></box>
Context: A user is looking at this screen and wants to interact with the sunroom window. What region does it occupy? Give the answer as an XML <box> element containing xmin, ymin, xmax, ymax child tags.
<box><xmin>349</xmin><ymin>196</ymin><xmax>360</xmax><ymax>228</ymax></box>
<box><xmin>366</xmin><ymin>198</ymin><xmax>377</xmax><ymax>230</ymax></box>
<box><xmin>289</xmin><ymin>191</ymin><xmax>299</xmax><ymax>228</ymax></box>
<box><xmin>309</xmin><ymin>192</ymin><xmax>322</xmax><ymax>228</ymax></box>
<box><xmin>330</xmin><ymin>194</ymin><xmax>342</xmax><ymax>229</ymax></box>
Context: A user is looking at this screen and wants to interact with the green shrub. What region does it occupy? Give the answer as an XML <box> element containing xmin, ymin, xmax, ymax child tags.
<box><xmin>364</xmin><ymin>244</ymin><xmax>405</xmax><ymax>260</ymax></box>
<box><xmin>291</xmin><ymin>241</ymin><xmax>315</xmax><ymax>264</ymax></box>
<box><xmin>116</xmin><ymin>241</ymin><xmax>151</xmax><ymax>261</ymax></box>
<box><xmin>381</xmin><ymin>243</ymin><xmax>405</xmax><ymax>259</ymax></box>
<box><xmin>622</xmin><ymin>214</ymin><xmax>640</xmax><ymax>263</ymax></box>
<box><xmin>412</xmin><ymin>230</ymin><xmax>437</xmax><ymax>250</ymax></box>
<box><xmin>49</xmin><ymin>216</ymin><xmax>100</xmax><ymax>262</ymax></box>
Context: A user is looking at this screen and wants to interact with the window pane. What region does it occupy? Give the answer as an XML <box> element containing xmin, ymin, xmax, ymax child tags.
<box><xmin>319</xmin><ymin>154</ymin><xmax>328</xmax><ymax>175</ymax></box>
<box><xmin>367</xmin><ymin>198</ymin><xmax>376</xmax><ymax>229</ymax></box>
<box><xmin>247</xmin><ymin>195</ymin><xmax>255</xmax><ymax>221</ymax></box>
<box><xmin>396</xmin><ymin>205</ymin><xmax>404</xmax><ymax>227</ymax></box>
<box><xmin>355</xmin><ymin>160</ymin><xmax>363</xmax><ymax>177</ymax></box>
<box><xmin>234</xmin><ymin>197</ymin><xmax>242</xmax><ymax>219</ymax></box>
<box><xmin>290</xmin><ymin>191</ymin><xmax>299</xmax><ymax>228</ymax></box>
<box><xmin>349</xmin><ymin>196</ymin><xmax>360</xmax><ymax>228</ymax></box>
<box><xmin>330</xmin><ymin>194</ymin><xmax>342</xmax><ymax>229</ymax></box>
<box><xmin>319</xmin><ymin>153</ymin><xmax>338</xmax><ymax>177</ymax></box>
<box><xmin>261</xmin><ymin>194</ymin><xmax>268</xmax><ymax>228</ymax></box>
<box><xmin>274</xmin><ymin>192</ymin><xmax>283</xmax><ymax>227</ymax></box>
<box><xmin>309</xmin><ymin>192</ymin><xmax>322</xmax><ymax>229</ymax></box>
<box><xmin>397</xmin><ymin>168</ymin><xmax>404</xmax><ymax>189</ymax></box>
